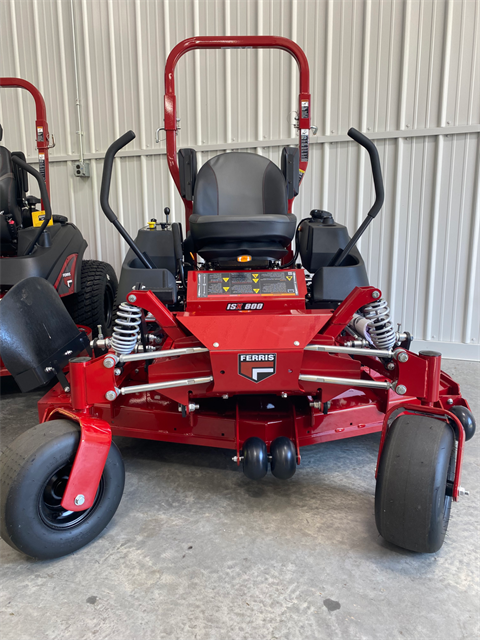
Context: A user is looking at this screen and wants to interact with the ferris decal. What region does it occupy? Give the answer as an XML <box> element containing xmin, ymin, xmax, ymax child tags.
<box><xmin>238</xmin><ymin>353</ymin><xmax>276</xmax><ymax>383</ymax></box>
<box><xmin>54</xmin><ymin>254</ymin><xmax>78</xmax><ymax>297</ymax></box>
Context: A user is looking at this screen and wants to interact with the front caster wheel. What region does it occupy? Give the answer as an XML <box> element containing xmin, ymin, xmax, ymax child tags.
<box><xmin>375</xmin><ymin>414</ymin><xmax>455</xmax><ymax>553</ymax></box>
<box><xmin>0</xmin><ymin>420</ymin><xmax>125</xmax><ymax>559</ymax></box>
<box><xmin>242</xmin><ymin>437</ymin><xmax>268</xmax><ymax>480</ymax></box>
<box><xmin>270</xmin><ymin>437</ymin><xmax>297</xmax><ymax>479</ymax></box>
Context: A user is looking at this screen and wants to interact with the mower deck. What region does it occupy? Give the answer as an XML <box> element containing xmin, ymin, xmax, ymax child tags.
<box><xmin>39</xmin><ymin>382</ymin><xmax>387</xmax><ymax>450</ymax></box>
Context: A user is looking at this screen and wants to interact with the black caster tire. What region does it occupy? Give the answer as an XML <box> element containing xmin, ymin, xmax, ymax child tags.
<box><xmin>0</xmin><ymin>420</ymin><xmax>125</xmax><ymax>559</ymax></box>
<box><xmin>270</xmin><ymin>437</ymin><xmax>297</xmax><ymax>479</ymax></box>
<box><xmin>375</xmin><ymin>414</ymin><xmax>455</xmax><ymax>553</ymax></box>
<box><xmin>64</xmin><ymin>260</ymin><xmax>118</xmax><ymax>337</ymax></box>
<box><xmin>242</xmin><ymin>437</ymin><xmax>268</xmax><ymax>480</ymax></box>
<box><xmin>449</xmin><ymin>405</ymin><xmax>476</xmax><ymax>441</ymax></box>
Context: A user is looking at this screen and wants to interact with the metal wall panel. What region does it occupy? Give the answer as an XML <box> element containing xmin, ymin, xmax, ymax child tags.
<box><xmin>0</xmin><ymin>0</ymin><xmax>479</xmax><ymax>358</ymax></box>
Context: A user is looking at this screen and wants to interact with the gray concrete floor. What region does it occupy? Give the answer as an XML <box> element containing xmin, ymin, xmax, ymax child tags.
<box><xmin>0</xmin><ymin>359</ymin><xmax>479</xmax><ymax>640</ymax></box>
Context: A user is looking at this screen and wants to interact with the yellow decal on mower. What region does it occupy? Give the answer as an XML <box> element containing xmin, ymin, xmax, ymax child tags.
<box><xmin>32</xmin><ymin>210</ymin><xmax>53</xmax><ymax>227</ymax></box>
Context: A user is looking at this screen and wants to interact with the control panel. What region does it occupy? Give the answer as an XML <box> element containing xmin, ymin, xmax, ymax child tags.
<box><xmin>187</xmin><ymin>270</ymin><xmax>307</xmax><ymax>313</ymax></box>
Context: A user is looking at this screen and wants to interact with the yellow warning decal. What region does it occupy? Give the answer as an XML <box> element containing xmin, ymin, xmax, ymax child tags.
<box><xmin>252</xmin><ymin>274</ymin><xmax>259</xmax><ymax>278</ymax></box>
<box><xmin>223</xmin><ymin>287</ymin><xmax>230</xmax><ymax>292</ymax></box>
<box><xmin>286</xmin><ymin>276</ymin><xmax>293</xmax><ymax>281</ymax></box>
<box><xmin>223</xmin><ymin>277</ymin><xmax>229</xmax><ymax>282</ymax></box>
<box><xmin>32</xmin><ymin>210</ymin><xmax>53</xmax><ymax>227</ymax></box>
<box><xmin>253</xmin><ymin>278</ymin><xmax>259</xmax><ymax>283</ymax></box>
<box><xmin>253</xmin><ymin>288</ymin><xmax>260</xmax><ymax>293</ymax></box>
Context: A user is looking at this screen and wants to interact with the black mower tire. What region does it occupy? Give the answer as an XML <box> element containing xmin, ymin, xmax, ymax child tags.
<box><xmin>375</xmin><ymin>414</ymin><xmax>455</xmax><ymax>553</ymax></box>
<box><xmin>64</xmin><ymin>259</ymin><xmax>118</xmax><ymax>337</ymax></box>
<box><xmin>0</xmin><ymin>420</ymin><xmax>125</xmax><ymax>560</ymax></box>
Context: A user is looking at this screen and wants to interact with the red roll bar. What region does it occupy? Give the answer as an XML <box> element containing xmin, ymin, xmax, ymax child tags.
<box><xmin>0</xmin><ymin>77</ymin><xmax>51</xmax><ymax>199</ymax></box>
<box><xmin>164</xmin><ymin>36</ymin><xmax>311</xmax><ymax>226</ymax></box>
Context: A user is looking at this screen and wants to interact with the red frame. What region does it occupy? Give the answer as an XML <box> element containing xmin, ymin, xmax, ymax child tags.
<box><xmin>36</xmin><ymin>282</ymin><xmax>472</xmax><ymax>511</ymax></box>
<box><xmin>164</xmin><ymin>36</ymin><xmax>311</xmax><ymax>228</ymax></box>
<box><xmin>0</xmin><ymin>77</ymin><xmax>51</xmax><ymax>202</ymax></box>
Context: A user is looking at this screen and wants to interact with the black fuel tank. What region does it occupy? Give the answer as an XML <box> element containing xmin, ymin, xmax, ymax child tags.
<box><xmin>298</xmin><ymin>211</ymin><xmax>369</xmax><ymax>304</ymax></box>
<box><xmin>298</xmin><ymin>212</ymin><xmax>351</xmax><ymax>273</ymax></box>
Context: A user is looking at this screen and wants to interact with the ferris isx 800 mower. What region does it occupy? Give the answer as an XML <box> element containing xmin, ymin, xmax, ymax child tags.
<box><xmin>0</xmin><ymin>37</ymin><xmax>475</xmax><ymax>560</ymax></box>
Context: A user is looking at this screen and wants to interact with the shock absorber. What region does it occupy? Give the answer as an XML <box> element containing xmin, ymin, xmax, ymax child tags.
<box><xmin>111</xmin><ymin>302</ymin><xmax>142</xmax><ymax>355</ymax></box>
<box><xmin>361</xmin><ymin>298</ymin><xmax>396</xmax><ymax>350</ymax></box>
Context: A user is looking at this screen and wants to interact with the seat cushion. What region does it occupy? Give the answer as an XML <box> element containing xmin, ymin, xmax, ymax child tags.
<box><xmin>189</xmin><ymin>213</ymin><xmax>297</xmax><ymax>250</ymax></box>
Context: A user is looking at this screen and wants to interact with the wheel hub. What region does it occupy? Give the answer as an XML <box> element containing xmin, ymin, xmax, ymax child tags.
<box><xmin>39</xmin><ymin>464</ymin><xmax>103</xmax><ymax>530</ymax></box>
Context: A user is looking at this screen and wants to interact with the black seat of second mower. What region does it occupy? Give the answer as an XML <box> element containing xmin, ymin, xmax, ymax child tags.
<box><xmin>189</xmin><ymin>152</ymin><xmax>296</xmax><ymax>262</ymax></box>
<box><xmin>0</xmin><ymin>146</ymin><xmax>24</xmax><ymax>254</ymax></box>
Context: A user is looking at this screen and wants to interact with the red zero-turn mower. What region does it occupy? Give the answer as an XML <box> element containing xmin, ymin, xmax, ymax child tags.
<box><xmin>0</xmin><ymin>78</ymin><xmax>118</xmax><ymax>378</ymax></box>
<box><xmin>0</xmin><ymin>38</ymin><xmax>475</xmax><ymax>560</ymax></box>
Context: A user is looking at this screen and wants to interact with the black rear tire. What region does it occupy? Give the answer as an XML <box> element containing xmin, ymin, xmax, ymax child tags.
<box><xmin>375</xmin><ymin>414</ymin><xmax>455</xmax><ymax>553</ymax></box>
<box><xmin>64</xmin><ymin>259</ymin><xmax>118</xmax><ymax>337</ymax></box>
<box><xmin>0</xmin><ymin>420</ymin><xmax>124</xmax><ymax>559</ymax></box>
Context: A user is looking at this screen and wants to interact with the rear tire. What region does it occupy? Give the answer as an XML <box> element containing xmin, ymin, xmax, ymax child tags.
<box><xmin>375</xmin><ymin>414</ymin><xmax>455</xmax><ymax>553</ymax></box>
<box><xmin>0</xmin><ymin>420</ymin><xmax>124</xmax><ymax>559</ymax></box>
<box><xmin>64</xmin><ymin>260</ymin><xmax>118</xmax><ymax>337</ymax></box>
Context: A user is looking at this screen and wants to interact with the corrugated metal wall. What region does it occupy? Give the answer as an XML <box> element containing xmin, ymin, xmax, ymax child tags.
<box><xmin>1</xmin><ymin>0</ymin><xmax>479</xmax><ymax>359</ymax></box>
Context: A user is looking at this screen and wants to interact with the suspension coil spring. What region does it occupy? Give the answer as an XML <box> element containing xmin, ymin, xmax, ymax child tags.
<box><xmin>111</xmin><ymin>303</ymin><xmax>142</xmax><ymax>355</ymax></box>
<box><xmin>362</xmin><ymin>298</ymin><xmax>396</xmax><ymax>350</ymax></box>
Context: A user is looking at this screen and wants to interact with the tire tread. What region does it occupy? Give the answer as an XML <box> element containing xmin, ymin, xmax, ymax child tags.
<box><xmin>63</xmin><ymin>260</ymin><xmax>118</xmax><ymax>335</ymax></box>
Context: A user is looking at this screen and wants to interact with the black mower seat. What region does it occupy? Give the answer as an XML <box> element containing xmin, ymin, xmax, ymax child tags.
<box><xmin>0</xmin><ymin>146</ymin><xmax>23</xmax><ymax>226</ymax></box>
<box><xmin>189</xmin><ymin>152</ymin><xmax>296</xmax><ymax>262</ymax></box>
<box><xmin>1</xmin><ymin>146</ymin><xmax>24</xmax><ymax>254</ymax></box>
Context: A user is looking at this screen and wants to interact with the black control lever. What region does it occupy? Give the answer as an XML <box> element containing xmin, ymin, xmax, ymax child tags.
<box><xmin>329</xmin><ymin>128</ymin><xmax>385</xmax><ymax>267</ymax></box>
<box><xmin>11</xmin><ymin>156</ymin><xmax>52</xmax><ymax>256</ymax></box>
<box><xmin>100</xmin><ymin>131</ymin><xmax>155</xmax><ymax>269</ymax></box>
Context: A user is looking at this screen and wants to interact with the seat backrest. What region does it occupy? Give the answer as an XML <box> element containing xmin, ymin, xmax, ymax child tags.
<box><xmin>11</xmin><ymin>151</ymin><xmax>28</xmax><ymax>199</ymax></box>
<box><xmin>0</xmin><ymin>146</ymin><xmax>23</xmax><ymax>226</ymax></box>
<box><xmin>193</xmin><ymin>152</ymin><xmax>288</xmax><ymax>217</ymax></box>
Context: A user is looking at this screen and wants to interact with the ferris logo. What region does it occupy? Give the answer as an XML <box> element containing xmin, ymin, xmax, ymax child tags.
<box><xmin>62</xmin><ymin>271</ymin><xmax>73</xmax><ymax>288</ymax></box>
<box><xmin>238</xmin><ymin>353</ymin><xmax>276</xmax><ymax>383</ymax></box>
